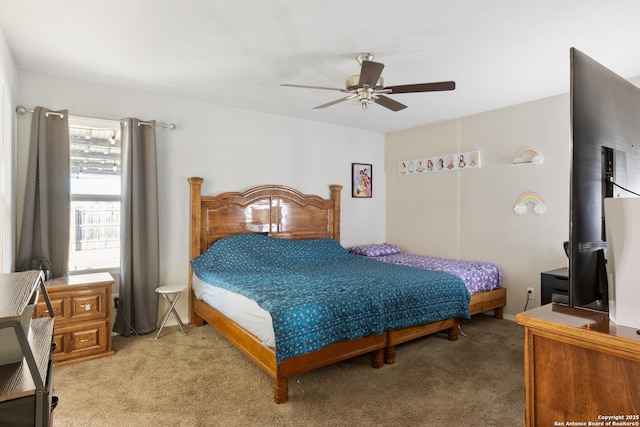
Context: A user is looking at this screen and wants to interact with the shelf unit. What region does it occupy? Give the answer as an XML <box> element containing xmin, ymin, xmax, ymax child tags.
<box><xmin>0</xmin><ymin>271</ymin><xmax>56</xmax><ymax>426</ymax></box>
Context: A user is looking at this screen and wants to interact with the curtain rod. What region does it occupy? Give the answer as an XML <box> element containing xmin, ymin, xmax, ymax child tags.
<box><xmin>15</xmin><ymin>106</ymin><xmax>177</xmax><ymax>130</ymax></box>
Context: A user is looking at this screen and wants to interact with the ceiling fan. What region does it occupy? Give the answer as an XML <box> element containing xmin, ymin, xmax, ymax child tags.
<box><xmin>281</xmin><ymin>53</ymin><xmax>455</xmax><ymax>112</ymax></box>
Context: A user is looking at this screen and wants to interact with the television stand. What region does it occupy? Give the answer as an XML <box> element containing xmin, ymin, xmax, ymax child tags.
<box><xmin>579</xmin><ymin>299</ymin><xmax>609</xmax><ymax>312</ymax></box>
<box><xmin>516</xmin><ymin>303</ymin><xmax>640</xmax><ymax>426</ymax></box>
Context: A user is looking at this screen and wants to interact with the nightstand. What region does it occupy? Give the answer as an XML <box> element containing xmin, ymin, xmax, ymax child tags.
<box><xmin>35</xmin><ymin>272</ymin><xmax>115</xmax><ymax>366</ymax></box>
<box><xmin>540</xmin><ymin>267</ymin><xmax>569</xmax><ymax>305</ymax></box>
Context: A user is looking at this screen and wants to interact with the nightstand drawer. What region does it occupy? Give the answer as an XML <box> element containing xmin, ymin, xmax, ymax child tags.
<box><xmin>52</xmin><ymin>332</ymin><xmax>65</xmax><ymax>354</ymax></box>
<box><xmin>56</xmin><ymin>321</ymin><xmax>109</xmax><ymax>362</ymax></box>
<box><xmin>69</xmin><ymin>324</ymin><xmax>103</xmax><ymax>351</ymax></box>
<box><xmin>36</xmin><ymin>296</ymin><xmax>65</xmax><ymax>319</ymax></box>
<box><xmin>70</xmin><ymin>291</ymin><xmax>105</xmax><ymax>321</ymax></box>
<box><xmin>36</xmin><ymin>287</ymin><xmax>107</xmax><ymax>325</ymax></box>
<box><xmin>541</xmin><ymin>267</ymin><xmax>569</xmax><ymax>305</ymax></box>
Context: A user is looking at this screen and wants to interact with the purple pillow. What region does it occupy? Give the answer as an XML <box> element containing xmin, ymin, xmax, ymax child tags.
<box><xmin>348</xmin><ymin>243</ymin><xmax>401</xmax><ymax>257</ymax></box>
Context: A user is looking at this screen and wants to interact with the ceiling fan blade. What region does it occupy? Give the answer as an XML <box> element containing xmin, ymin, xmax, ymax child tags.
<box><xmin>281</xmin><ymin>83</ymin><xmax>348</xmax><ymax>93</ymax></box>
<box><xmin>386</xmin><ymin>81</ymin><xmax>456</xmax><ymax>94</ymax></box>
<box><xmin>313</xmin><ymin>95</ymin><xmax>355</xmax><ymax>109</ymax></box>
<box><xmin>374</xmin><ymin>95</ymin><xmax>408</xmax><ymax>111</ymax></box>
<box><xmin>359</xmin><ymin>60</ymin><xmax>385</xmax><ymax>87</ymax></box>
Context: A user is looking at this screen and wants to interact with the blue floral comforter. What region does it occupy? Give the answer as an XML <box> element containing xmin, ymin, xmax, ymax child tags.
<box><xmin>191</xmin><ymin>233</ymin><xmax>470</xmax><ymax>363</ymax></box>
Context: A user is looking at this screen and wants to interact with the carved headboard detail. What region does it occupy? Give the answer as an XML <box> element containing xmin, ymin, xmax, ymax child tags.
<box><xmin>188</xmin><ymin>177</ymin><xmax>342</xmax><ymax>263</ymax></box>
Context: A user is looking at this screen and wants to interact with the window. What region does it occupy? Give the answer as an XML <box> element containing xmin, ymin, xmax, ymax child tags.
<box><xmin>68</xmin><ymin>117</ymin><xmax>121</xmax><ymax>273</ymax></box>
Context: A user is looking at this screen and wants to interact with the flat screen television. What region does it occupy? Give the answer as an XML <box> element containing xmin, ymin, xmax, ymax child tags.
<box><xmin>569</xmin><ymin>47</ymin><xmax>640</xmax><ymax>311</ymax></box>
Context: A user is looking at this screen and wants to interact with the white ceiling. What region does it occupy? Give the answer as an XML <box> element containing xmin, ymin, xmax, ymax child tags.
<box><xmin>2</xmin><ymin>0</ymin><xmax>640</xmax><ymax>134</ymax></box>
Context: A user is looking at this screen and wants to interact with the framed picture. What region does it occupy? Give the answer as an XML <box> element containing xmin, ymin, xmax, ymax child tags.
<box><xmin>352</xmin><ymin>163</ymin><xmax>372</xmax><ymax>198</ymax></box>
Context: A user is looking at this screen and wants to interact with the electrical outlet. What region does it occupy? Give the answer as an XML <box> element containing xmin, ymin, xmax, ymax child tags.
<box><xmin>113</xmin><ymin>296</ymin><xmax>120</xmax><ymax>309</ymax></box>
<box><xmin>527</xmin><ymin>287</ymin><xmax>535</xmax><ymax>300</ymax></box>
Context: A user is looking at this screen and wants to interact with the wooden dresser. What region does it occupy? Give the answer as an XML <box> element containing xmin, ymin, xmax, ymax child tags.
<box><xmin>35</xmin><ymin>272</ymin><xmax>115</xmax><ymax>366</ymax></box>
<box><xmin>516</xmin><ymin>304</ymin><xmax>640</xmax><ymax>426</ymax></box>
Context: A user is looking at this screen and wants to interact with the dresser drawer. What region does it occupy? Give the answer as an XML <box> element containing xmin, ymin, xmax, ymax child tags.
<box><xmin>69</xmin><ymin>323</ymin><xmax>104</xmax><ymax>351</ymax></box>
<box><xmin>54</xmin><ymin>321</ymin><xmax>109</xmax><ymax>363</ymax></box>
<box><xmin>36</xmin><ymin>296</ymin><xmax>65</xmax><ymax>319</ymax></box>
<box><xmin>52</xmin><ymin>332</ymin><xmax>66</xmax><ymax>355</ymax></box>
<box><xmin>69</xmin><ymin>290</ymin><xmax>106</xmax><ymax>322</ymax></box>
<box><xmin>36</xmin><ymin>286</ymin><xmax>108</xmax><ymax>325</ymax></box>
<box><xmin>35</xmin><ymin>296</ymin><xmax>66</xmax><ymax>318</ymax></box>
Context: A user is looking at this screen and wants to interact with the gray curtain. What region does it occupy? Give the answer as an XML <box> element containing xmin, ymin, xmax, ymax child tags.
<box><xmin>113</xmin><ymin>118</ymin><xmax>159</xmax><ymax>336</ymax></box>
<box><xmin>17</xmin><ymin>107</ymin><xmax>70</xmax><ymax>278</ymax></box>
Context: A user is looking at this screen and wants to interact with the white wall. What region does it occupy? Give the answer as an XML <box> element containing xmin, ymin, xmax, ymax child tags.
<box><xmin>386</xmin><ymin>94</ymin><xmax>571</xmax><ymax>317</ymax></box>
<box><xmin>0</xmin><ymin>25</ymin><xmax>18</xmax><ymax>273</ymax></box>
<box><xmin>16</xmin><ymin>71</ymin><xmax>386</xmax><ymax>323</ymax></box>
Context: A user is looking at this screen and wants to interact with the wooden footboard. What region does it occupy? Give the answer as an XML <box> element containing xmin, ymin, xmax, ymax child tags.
<box><xmin>469</xmin><ymin>287</ymin><xmax>507</xmax><ymax>319</ymax></box>
<box><xmin>384</xmin><ymin>317</ymin><xmax>461</xmax><ymax>364</ymax></box>
<box><xmin>380</xmin><ymin>288</ymin><xmax>506</xmax><ymax>365</ymax></box>
<box><xmin>194</xmin><ymin>295</ymin><xmax>457</xmax><ymax>401</ymax></box>
<box><xmin>193</xmin><ymin>297</ymin><xmax>386</xmax><ymax>403</ymax></box>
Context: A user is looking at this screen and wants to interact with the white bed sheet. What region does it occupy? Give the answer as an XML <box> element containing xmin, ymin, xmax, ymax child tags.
<box><xmin>192</xmin><ymin>274</ymin><xmax>276</xmax><ymax>347</ymax></box>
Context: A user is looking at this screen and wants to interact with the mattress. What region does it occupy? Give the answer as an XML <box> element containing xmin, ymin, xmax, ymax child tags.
<box><xmin>348</xmin><ymin>243</ymin><xmax>502</xmax><ymax>294</ymax></box>
<box><xmin>192</xmin><ymin>273</ymin><xmax>276</xmax><ymax>347</ymax></box>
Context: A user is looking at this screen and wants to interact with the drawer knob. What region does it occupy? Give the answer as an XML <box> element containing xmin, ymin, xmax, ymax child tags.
<box><xmin>81</xmin><ymin>304</ymin><xmax>92</xmax><ymax>311</ymax></box>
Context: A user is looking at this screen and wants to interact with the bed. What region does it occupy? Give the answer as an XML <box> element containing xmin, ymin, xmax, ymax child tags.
<box><xmin>347</xmin><ymin>243</ymin><xmax>507</xmax><ymax>319</ymax></box>
<box><xmin>348</xmin><ymin>243</ymin><xmax>507</xmax><ymax>319</ymax></box>
<box><xmin>187</xmin><ymin>177</ymin><xmax>470</xmax><ymax>403</ymax></box>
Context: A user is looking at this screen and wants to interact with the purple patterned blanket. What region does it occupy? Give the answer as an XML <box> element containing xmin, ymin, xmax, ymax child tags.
<box><xmin>348</xmin><ymin>244</ymin><xmax>502</xmax><ymax>294</ymax></box>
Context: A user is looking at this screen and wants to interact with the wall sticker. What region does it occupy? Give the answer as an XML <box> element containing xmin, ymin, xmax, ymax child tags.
<box><xmin>399</xmin><ymin>150</ymin><xmax>481</xmax><ymax>176</ymax></box>
<box><xmin>514</xmin><ymin>191</ymin><xmax>547</xmax><ymax>215</ymax></box>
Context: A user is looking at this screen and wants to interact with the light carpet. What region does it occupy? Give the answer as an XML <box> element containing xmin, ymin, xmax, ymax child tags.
<box><xmin>52</xmin><ymin>314</ymin><xmax>525</xmax><ymax>426</ymax></box>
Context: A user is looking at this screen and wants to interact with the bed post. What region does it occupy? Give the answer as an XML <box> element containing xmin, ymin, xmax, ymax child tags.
<box><xmin>384</xmin><ymin>346</ymin><xmax>396</xmax><ymax>365</ymax></box>
<box><xmin>330</xmin><ymin>184</ymin><xmax>342</xmax><ymax>242</ymax></box>
<box><xmin>188</xmin><ymin>177</ymin><xmax>205</xmax><ymax>326</ymax></box>
<box><xmin>447</xmin><ymin>323</ymin><xmax>460</xmax><ymax>341</ymax></box>
<box><xmin>274</xmin><ymin>377</ymin><xmax>289</xmax><ymax>404</ymax></box>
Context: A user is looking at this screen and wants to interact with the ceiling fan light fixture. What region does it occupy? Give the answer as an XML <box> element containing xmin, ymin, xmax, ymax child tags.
<box><xmin>355</xmin><ymin>98</ymin><xmax>372</xmax><ymax>111</ymax></box>
<box><xmin>355</xmin><ymin>87</ymin><xmax>375</xmax><ymax>111</ymax></box>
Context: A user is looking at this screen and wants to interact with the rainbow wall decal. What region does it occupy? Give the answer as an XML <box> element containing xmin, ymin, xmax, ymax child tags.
<box><xmin>514</xmin><ymin>191</ymin><xmax>547</xmax><ymax>215</ymax></box>
<box><xmin>513</xmin><ymin>147</ymin><xmax>544</xmax><ymax>164</ymax></box>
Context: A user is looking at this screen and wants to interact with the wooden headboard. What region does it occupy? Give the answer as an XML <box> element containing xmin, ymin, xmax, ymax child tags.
<box><xmin>188</xmin><ymin>177</ymin><xmax>343</xmax><ymax>257</ymax></box>
<box><xmin>187</xmin><ymin>177</ymin><xmax>342</xmax><ymax>321</ymax></box>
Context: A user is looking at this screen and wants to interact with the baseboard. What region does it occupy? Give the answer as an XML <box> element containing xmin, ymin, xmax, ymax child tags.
<box><xmin>110</xmin><ymin>293</ymin><xmax>184</xmax><ymax>330</ymax></box>
<box><xmin>502</xmin><ymin>313</ymin><xmax>516</xmax><ymax>322</ymax></box>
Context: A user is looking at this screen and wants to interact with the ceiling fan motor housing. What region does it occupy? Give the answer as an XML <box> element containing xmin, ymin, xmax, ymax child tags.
<box><xmin>346</xmin><ymin>75</ymin><xmax>384</xmax><ymax>91</ymax></box>
<box><xmin>356</xmin><ymin>52</ymin><xmax>375</xmax><ymax>64</ymax></box>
